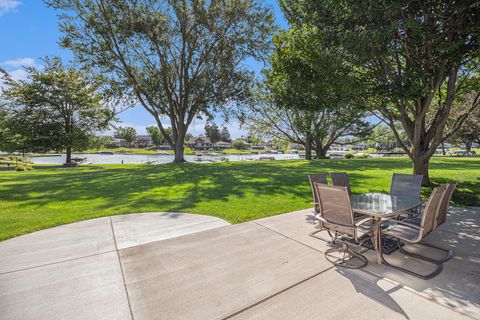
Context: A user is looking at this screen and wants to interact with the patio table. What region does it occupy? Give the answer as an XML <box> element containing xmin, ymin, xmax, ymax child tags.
<box><xmin>350</xmin><ymin>193</ymin><xmax>423</xmax><ymax>264</ymax></box>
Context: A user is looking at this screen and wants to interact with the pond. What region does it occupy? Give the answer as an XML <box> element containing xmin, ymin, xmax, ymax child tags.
<box><xmin>29</xmin><ymin>152</ymin><xmax>301</xmax><ymax>165</ymax></box>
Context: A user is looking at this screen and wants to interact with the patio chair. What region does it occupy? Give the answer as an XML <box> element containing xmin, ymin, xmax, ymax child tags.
<box><xmin>390</xmin><ymin>173</ymin><xmax>423</xmax><ymax>198</ymax></box>
<box><xmin>311</xmin><ymin>184</ymin><xmax>373</xmax><ymax>269</ymax></box>
<box><xmin>390</xmin><ymin>173</ymin><xmax>423</xmax><ymax>218</ymax></box>
<box><xmin>401</xmin><ymin>182</ymin><xmax>457</xmax><ymax>263</ymax></box>
<box><xmin>330</xmin><ymin>172</ymin><xmax>351</xmax><ymax>196</ymax></box>
<box><xmin>308</xmin><ymin>173</ymin><xmax>329</xmax><ymax>214</ymax></box>
<box><xmin>379</xmin><ymin>185</ymin><xmax>449</xmax><ymax>279</ymax></box>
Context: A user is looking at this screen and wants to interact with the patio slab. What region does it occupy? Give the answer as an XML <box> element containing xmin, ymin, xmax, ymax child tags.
<box><xmin>119</xmin><ymin>222</ymin><xmax>332</xmax><ymax>320</ymax></box>
<box><xmin>0</xmin><ymin>217</ymin><xmax>115</xmax><ymax>274</ymax></box>
<box><xmin>231</xmin><ymin>268</ymin><xmax>472</xmax><ymax>320</ymax></box>
<box><xmin>256</xmin><ymin>206</ymin><xmax>480</xmax><ymax>319</ymax></box>
<box><xmin>0</xmin><ymin>252</ymin><xmax>132</xmax><ymax>320</ymax></box>
<box><xmin>254</xmin><ymin>208</ymin><xmax>330</xmax><ymax>253</ymax></box>
<box><xmin>111</xmin><ymin>212</ymin><xmax>230</xmax><ymax>249</ymax></box>
<box><xmin>362</xmin><ymin>227</ymin><xmax>480</xmax><ymax>318</ymax></box>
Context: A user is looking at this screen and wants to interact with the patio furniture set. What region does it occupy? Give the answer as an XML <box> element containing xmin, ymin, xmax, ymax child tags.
<box><xmin>308</xmin><ymin>172</ymin><xmax>457</xmax><ymax>279</ymax></box>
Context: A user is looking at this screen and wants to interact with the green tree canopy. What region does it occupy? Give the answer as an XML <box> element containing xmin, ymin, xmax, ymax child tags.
<box><xmin>219</xmin><ymin>127</ymin><xmax>231</xmax><ymax>143</ymax></box>
<box><xmin>114</xmin><ymin>126</ymin><xmax>137</xmax><ymax>145</ymax></box>
<box><xmin>1</xmin><ymin>57</ymin><xmax>114</xmax><ymax>163</ymax></box>
<box><xmin>204</xmin><ymin>123</ymin><xmax>221</xmax><ymax>144</ymax></box>
<box><xmin>46</xmin><ymin>0</ymin><xmax>275</xmax><ymax>163</ymax></box>
<box><xmin>260</xmin><ymin>25</ymin><xmax>370</xmax><ymax>159</ymax></box>
<box><xmin>283</xmin><ymin>0</ymin><xmax>480</xmax><ymax>183</ymax></box>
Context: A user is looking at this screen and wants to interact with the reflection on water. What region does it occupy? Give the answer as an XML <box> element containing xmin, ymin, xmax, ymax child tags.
<box><xmin>29</xmin><ymin>153</ymin><xmax>300</xmax><ymax>165</ymax></box>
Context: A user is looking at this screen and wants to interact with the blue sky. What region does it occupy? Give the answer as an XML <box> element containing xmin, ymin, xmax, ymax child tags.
<box><xmin>0</xmin><ymin>0</ymin><xmax>287</xmax><ymax>138</ymax></box>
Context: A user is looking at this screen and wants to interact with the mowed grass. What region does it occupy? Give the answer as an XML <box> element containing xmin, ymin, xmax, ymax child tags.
<box><xmin>0</xmin><ymin>157</ymin><xmax>479</xmax><ymax>240</ymax></box>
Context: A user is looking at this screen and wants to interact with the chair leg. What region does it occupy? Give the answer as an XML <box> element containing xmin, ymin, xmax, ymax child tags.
<box><xmin>379</xmin><ymin>239</ymin><xmax>443</xmax><ymax>280</ymax></box>
<box><xmin>325</xmin><ymin>242</ymin><xmax>368</xmax><ymax>269</ymax></box>
<box><xmin>309</xmin><ymin>229</ymin><xmax>333</xmax><ymax>243</ymax></box>
<box><xmin>399</xmin><ymin>240</ymin><xmax>454</xmax><ymax>263</ymax></box>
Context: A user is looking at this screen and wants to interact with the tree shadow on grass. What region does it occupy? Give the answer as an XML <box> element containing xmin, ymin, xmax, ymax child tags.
<box><xmin>1</xmin><ymin>158</ymin><xmax>478</xmax><ymax>239</ymax></box>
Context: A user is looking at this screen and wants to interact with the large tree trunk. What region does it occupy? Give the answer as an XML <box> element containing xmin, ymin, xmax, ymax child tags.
<box><xmin>313</xmin><ymin>143</ymin><xmax>328</xmax><ymax>158</ymax></box>
<box><xmin>304</xmin><ymin>137</ymin><xmax>312</xmax><ymax>160</ymax></box>
<box><xmin>66</xmin><ymin>146</ymin><xmax>72</xmax><ymax>164</ymax></box>
<box><xmin>412</xmin><ymin>150</ymin><xmax>430</xmax><ymax>185</ymax></box>
<box><xmin>465</xmin><ymin>139</ymin><xmax>473</xmax><ymax>155</ymax></box>
<box><xmin>173</xmin><ymin>129</ymin><xmax>187</xmax><ymax>163</ymax></box>
<box><xmin>441</xmin><ymin>142</ymin><xmax>446</xmax><ymax>155</ymax></box>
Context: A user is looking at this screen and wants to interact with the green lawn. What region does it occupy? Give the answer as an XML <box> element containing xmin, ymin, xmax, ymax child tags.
<box><xmin>0</xmin><ymin>157</ymin><xmax>478</xmax><ymax>241</ymax></box>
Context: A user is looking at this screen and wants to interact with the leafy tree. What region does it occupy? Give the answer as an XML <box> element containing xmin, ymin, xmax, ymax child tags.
<box><xmin>245</xmin><ymin>134</ymin><xmax>262</xmax><ymax>145</ymax></box>
<box><xmin>368</xmin><ymin>124</ymin><xmax>410</xmax><ymax>151</ymax></box>
<box><xmin>232</xmin><ymin>139</ymin><xmax>246</xmax><ymax>150</ymax></box>
<box><xmin>47</xmin><ymin>0</ymin><xmax>275</xmax><ymax>163</ymax></box>
<box><xmin>446</xmin><ymin>92</ymin><xmax>480</xmax><ymax>154</ymax></box>
<box><xmin>114</xmin><ymin>126</ymin><xmax>137</xmax><ymax>146</ymax></box>
<box><xmin>220</xmin><ymin>127</ymin><xmax>231</xmax><ymax>143</ymax></box>
<box><xmin>184</xmin><ymin>133</ymin><xmax>194</xmax><ymax>144</ymax></box>
<box><xmin>1</xmin><ymin>57</ymin><xmax>114</xmax><ymax>163</ymax></box>
<box><xmin>146</xmin><ymin>125</ymin><xmax>173</xmax><ymax>147</ymax></box>
<box><xmin>146</xmin><ymin>126</ymin><xmax>163</xmax><ymax>147</ymax></box>
<box><xmin>204</xmin><ymin>123</ymin><xmax>221</xmax><ymax>144</ymax></box>
<box><xmin>261</xmin><ymin>26</ymin><xmax>370</xmax><ymax>159</ymax></box>
<box><xmin>284</xmin><ymin>0</ymin><xmax>480</xmax><ymax>183</ymax></box>
<box><xmin>250</xmin><ymin>99</ymin><xmax>370</xmax><ymax>158</ymax></box>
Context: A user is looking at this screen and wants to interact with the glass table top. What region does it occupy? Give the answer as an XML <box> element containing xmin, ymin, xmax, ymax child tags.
<box><xmin>351</xmin><ymin>193</ymin><xmax>423</xmax><ymax>217</ymax></box>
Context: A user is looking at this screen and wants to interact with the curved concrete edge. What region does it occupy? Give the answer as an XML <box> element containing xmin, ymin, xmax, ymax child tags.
<box><xmin>0</xmin><ymin>212</ymin><xmax>230</xmax><ymax>274</ymax></box>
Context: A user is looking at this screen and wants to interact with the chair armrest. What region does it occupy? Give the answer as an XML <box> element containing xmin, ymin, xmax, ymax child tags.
<box><xmin>316</xmin><ymin>216</ymin><xmax>355</xmax><ymax>229</ymax></box>
<box><xmin>355</xmin><ymin>217</ymin><xmax>374</xmax><ymax>227</ymax></box>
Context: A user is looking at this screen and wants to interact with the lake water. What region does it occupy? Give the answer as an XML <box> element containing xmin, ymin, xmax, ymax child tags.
<box><xmin>29</xmin><ymin>153</ymin><xmax>301</xmax><ymax>165</ymax></box>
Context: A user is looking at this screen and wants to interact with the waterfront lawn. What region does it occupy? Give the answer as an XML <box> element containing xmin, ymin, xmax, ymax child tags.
<box><xmin>0</xmin><ymin>157</ymin><xmax>478</xmax><ymax>240</ymax></box>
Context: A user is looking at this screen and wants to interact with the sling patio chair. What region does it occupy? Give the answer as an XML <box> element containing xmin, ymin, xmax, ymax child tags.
<box><xmin>311</xmin><ymin>183</ymin><xmax>374</xmax><ymax>269</ymax></box>
<box><xmin>308</xmin><ymin>173</ymin><xmax>329</xmax><ymax>214</ymax></box>
<box><xmin>390</xmin><ymin>173</ymin><xmax>423</xmax><ymax>199</ymax></box>
<box><xmin>379</xmin><ymin>185</ymin><xmax>449</xmax><ymax>279</ymax></box>
<box><xmin>401</xmin><ymin>182</ymin><xmax>458</xmax><ymax>263</ymax></box>
<box><xmin>390</xmin><ymin>173</ymin><xmax>423</xmax><ymax>219</ymax></box>
<box><xmin>330</xmin><ymin>172</ymin><xmax>352</xmax><ymax>196</ymax></box>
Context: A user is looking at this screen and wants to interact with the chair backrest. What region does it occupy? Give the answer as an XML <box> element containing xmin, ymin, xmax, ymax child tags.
<box><xmin>434</xmin><ymin>182</ymin><xmax>458</xmax><ymax>229</ymax></box>
<box><xmin>420</xmin><ymin>185</ymin><xmax>448</xmax><ymax>236</ymax></box>
<box><xmin>315</xmin><ymin>183</ymin><xmax>355</xmax><ymax>237</ymax></box>
<box><xmin>308</xmin><ymin>174</ymin><xmax>329</xmax><ymax>213</ymax></box>
<box><xmin>390</xmin><ymin>173</ymin><xmax>423</xmax><ymax>199</ymax></box>
<box><xmin>330</xmin><ymin>172</ymin><xmax>351</xmax><ymax>196</ymax></box>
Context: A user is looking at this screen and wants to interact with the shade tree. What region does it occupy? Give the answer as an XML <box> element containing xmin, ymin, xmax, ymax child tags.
<box><xmin>47</xmin><ymin>0</ymin><xmax>275</xmax><ymax>163</ymax></box>
<box><xmin>282</xmin><ymin>0</ymin><xmax>480</xmax><ymax>183</ymax></box>
<box><xmin>1</xmin><ymin>57</ymin><xmax>114</xmax><ymax>163</ymax></box>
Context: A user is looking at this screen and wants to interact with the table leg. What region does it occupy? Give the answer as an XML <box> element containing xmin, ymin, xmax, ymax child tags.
<box><xmin>373</xmin><ymin>217</ymin><xmax>382</xmax><ymax>265</ymax></box>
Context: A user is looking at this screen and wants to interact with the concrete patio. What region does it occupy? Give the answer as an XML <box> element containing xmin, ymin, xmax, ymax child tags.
<box><xmin>0</xmin><ymin>208</ymin><xmax>478</xmax><ymax>320</ymax></box>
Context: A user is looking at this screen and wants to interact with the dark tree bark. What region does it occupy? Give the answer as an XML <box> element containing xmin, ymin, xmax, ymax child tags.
<box><xmin>66</xmin><ymin>146</ymin><xmax>72</xmax><ymax>164</ymax></box>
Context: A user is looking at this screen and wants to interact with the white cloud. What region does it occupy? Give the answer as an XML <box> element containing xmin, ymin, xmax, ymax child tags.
<box><xmin>7</xmin><ymin>68</ymin><xmax>28</xmax><ymax>81</ymax></box>
<box><xmin>0</xmin><ymin>0</ymin><xmax>21</xmax><ymax>16</ymax></box>
<box><xmin>1</xmin><ymin>57</ymin><xmax>35</xmax><ymax>68</ymax></box>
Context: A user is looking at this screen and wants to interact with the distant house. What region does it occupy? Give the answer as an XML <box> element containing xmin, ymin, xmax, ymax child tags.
<box><xmin>107</xmin><ymin>138</ymin><xmax>129</xmax><ymax>148</ymax></box>
<box><xmin>213</xmin><ymin>141</ymin><xmax>231</xmax><ymax>150</ymax></box>
<box><xmin>288</xmin><ymin>143</ymin><xmax>304</xmax><ymax>150</ymax></box>
<box><xmin>188</xmin><ymin>136</ymin><xmax>212</xmax><ymax>150</ymax></box>
<box><xmin>158</xmin><ymin>144</ymin><xmax>172</xmax><ymax>150</ymax></box>
<box><xmin>251</xmin><ymin>145</ymin><xmax>265</xmax><ymax>150</ymax></box>
<box><xmin>135</xmin><ymin>135</ymin><xmax>153</xmax><ymax>148</ymax></box>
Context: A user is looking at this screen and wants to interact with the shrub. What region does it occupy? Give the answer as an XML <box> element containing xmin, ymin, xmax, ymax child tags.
<box><xmin>344</xmin><ymin>152</ymin><xmax>354</xmax><ymax>159</ymax></box>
